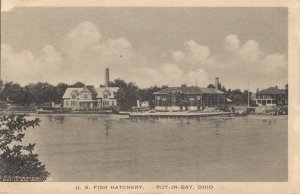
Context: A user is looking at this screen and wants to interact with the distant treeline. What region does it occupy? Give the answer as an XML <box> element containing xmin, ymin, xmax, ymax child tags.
<box><xmin>0</xmin><ymin>79</ymin><xmax>167</xmax><ymax>110</ymax></box>
<box><xmin>0</xmin><ymin>80</ymin><xmax>84</xmax><ymax>105</ymax></box>
<box><xmin>0</xmin><ymin>80</ymin><xmax>288</xmax><ymax>111</ymax></box>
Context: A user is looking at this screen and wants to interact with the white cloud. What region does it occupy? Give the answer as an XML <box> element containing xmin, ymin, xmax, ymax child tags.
<box><xmin>1</xmin><ymin>22</ymin><xmax>287</xmax><ymax>90</ymax></box>
<box><xmin>168</xmin><ymin>34</ymin><xmax>287</xmax><ymax>90</ymax></box>
<box><xmin>239</xmin><ymin>40</ymin><xmax>262</xmax><ymax>63</ymax></box>
<box><xmin>159</xmin><ymin>63</ymin><xmax>184</xmax><ymax>86</ymax></box>
<box><xmin>172</xmin><ymin>51</ymin><xmax>185</xmax><ymax>62</ymax></box>
<box><xmin>186</xmin><ymin>68</ymin><xmax>209</xmax><ymax>86</ymax></box>
<box><xmin>184</xmin><ymin>40</ymin><xmax>210</xmax><ymax>62</ymax></box>
<box><xmin>2</xmin><ymin>44</ymin><xmax>65</xmax><ymax>84</ymax></box>
<box><xmin>64</xmin><ymin>21</ymin><xmax>101</xmax><ymax>49</ymax></box>
<box><xmin>2</xmin><ymin>21</ymin><xmax>137</xmax><ymax>86</ymax></box>
<box><xmin>37</xmin><ymin>44</ymin><xmax>63</xmax><ymax>73</ymax></box>
<box><xmin>216</xmin><ymin>35</ymin><xmax>287</xmax><ymax>90</ymax></box>
<box><xmin>2</xmin><ymin>44</ymin><xmax>38</xmax><ymax>83</ymax></box>
<box><xmin>181</xmin><ymin>40</ymin><xmax>210</xmax><ymax>68</ymax></box>
<box><xmin>224</xmin><ymin>34</ymin><xmax>240</xmax><ymax>52</ymax></box>
<box><xmin>169</xmin><ymin>41</ymin><xmax>214</xmax><ymax>87</ymax></box>
<box><xmin>261</xmin><ymin>53</ymin><xmax>287</xmax><ymax>77</ymax></box>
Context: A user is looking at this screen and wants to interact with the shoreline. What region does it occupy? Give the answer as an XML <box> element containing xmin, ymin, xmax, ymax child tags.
<box><xmin>129</xmin><ymin>111</ymin><xmax>232</xmax><ymax>118</ymax></box>
<box><xmin>0</xmin><ymin>111</ymin><xmax>288</xmax><ymax>120</ymax></box>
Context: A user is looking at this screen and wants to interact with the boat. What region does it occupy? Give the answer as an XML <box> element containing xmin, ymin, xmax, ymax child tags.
<box><xmin>36</xmin><ymin>105</ymin><xmax>58</xmax><ymax>114</ymax></box>
<box><xmin>36</xmin><ymin>108</ymin><xmax>54</xmax><ymax>114</ymax></box>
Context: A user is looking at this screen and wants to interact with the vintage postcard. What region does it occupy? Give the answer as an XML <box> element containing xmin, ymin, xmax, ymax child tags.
<box><xmin>0</xmin><ymin>0</ymin><xmax>299</xmax><ymax>193</ymax></box>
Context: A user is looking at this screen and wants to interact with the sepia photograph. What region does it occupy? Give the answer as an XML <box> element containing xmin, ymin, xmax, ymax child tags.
<box><xmin>0</xmin><ymin>0</ymin><xmax>299</xmax><ymax>193</ymax></box>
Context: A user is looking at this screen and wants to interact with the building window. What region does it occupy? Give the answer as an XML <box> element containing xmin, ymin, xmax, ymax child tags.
<box><xmin>190</xmin><ymin>100</ymin><xmax>196</xmax><ymax>106</ymax></box>
<box><xmin>104</xmin><ymin>94</ymin><xmax>108</xmax><ymax>99</ymax></box>
<box><xmin>66</xmin><ymin>101</ymin><xmax>68</xmax><ymax>106</ymax></box>
<box><xmin>156</xmin><ymin>99</ymin><xmax>160</xmax><ymax>106</ymax></box>
<box><xmin>72</xmin><ymin>94</ymin><xmax>76</xmax><ymax>99</ymax></box>
<box><xmin>84</xmin><ymin>94</ymin><xmax>88</xmax><ymax>99</ymax></box>
<box><xmin>103</xmin><ymin>101</ymin><xmax>109</xmax><ymax>106</ymax></box>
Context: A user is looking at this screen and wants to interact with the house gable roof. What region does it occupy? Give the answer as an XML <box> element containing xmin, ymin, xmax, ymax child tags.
<box><xmin>80</xmin><ymin>87</ymin><xmax>92</xmax><ymax>94</ymax></box>
<box><xmin>62</xmin><ymin>88</ymin><xmax>84</xmax><ymax>98</ymax></box>
<box><xmin>199</xmin><ymin>87</ymin><xmax>224</xmax><ymax>94</ymax></box>
<box><xmin>62</xmin><ymin>86</ymin><xmax>109</xmax><ymax>99</ymax></box>
<box><xmin>153</xmin><ymin>87</ymin><xmax>223</xmax><ymax>95</ymax></box>
<box><xmin>95</xmin><ymin>87</ymin><xmax>119</xmax><ymax>98</ymax></box>
<box><xmin>257</xmin><ymin>87</ymin><xmax>286</xmax><ymax>95</ymax></box>
<box><xmin>86</xmin><ymin>86</ymin><xmax>97</xmax><ymax>95</ymax></box>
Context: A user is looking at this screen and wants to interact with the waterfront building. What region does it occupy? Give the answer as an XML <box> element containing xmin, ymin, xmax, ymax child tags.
<box><xmin>153</xmin><ymin>78</ymin><xmax>225</xmax><ymax>111</ymax></box>
<box><xmin>62</xmin><ymin>68</ymin><xmax>119</xmax><ymax>110</ymax></box>
<box><xmin>254</xmin><ymin>86</ymin><xmax>287</xmax><ymax>106</ymax></box>
<box><xmin>137</xmin><ymin>100</ymin><xmax>150</xmax><ymax>108</ymax></box>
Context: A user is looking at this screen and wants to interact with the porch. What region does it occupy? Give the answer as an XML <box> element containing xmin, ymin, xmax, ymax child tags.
<box><xmin>256</xmin><ymin>99</ymin><xmax>277</xmax><ymax>106</ymax></box>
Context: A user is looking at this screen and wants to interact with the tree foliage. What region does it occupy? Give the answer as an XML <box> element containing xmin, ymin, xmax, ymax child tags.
<box><xmin>0</xmin><ymin>79</ymin><xmax>288</xmax><ymax>109</ymax></box>
<box><xmin>0</xmin><ymin>82</ymin><xmax>26</xmax><ymax>103</ymax></box>
<box><xmin>24</xmin><ymin>82</ymin><xmax>57</xmax><ymax>104</ymax></box>
<box><xmin>108</xmin><ymin>79</ymin><xmax>169</xmax><ymax>110</ymax></box>
<box><xmin>0</xmin><ymin>114</ymin><xmax>50</xmax><ymax>181</ymax></box>
<box><xmin>70</xmin><ymin>82</ymin><xmax>85</xmax><ymax>88</ymax></box>
<box><xmin>138</xmin><ymin>86</ymin><xmax>167</xmax><ymax>108</ymax></box>
<box><xmin>109</xmin><ymin>79</ymin><xmax>139</xmax><ymax>110</ymax></box>
<box><xmin>207</xmin><ymin>84</ymin><xmax>215</xmax><ymax>88</ymax></box>
<box><xmin>0</xmin><ymin>81</ymin><xmax>86</xmax><ymax>105</ymax></box>
<box><xmin>285</xmin><ymin>84</ymin><xmax>288</xmax><ymax>96</ymax></box>
<box><xmin>224</xmin><ymin>88</ymin><xmax>253</xmax><ymax>105</ymax></box>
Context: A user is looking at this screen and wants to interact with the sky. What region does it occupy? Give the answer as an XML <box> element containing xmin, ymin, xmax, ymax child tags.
<box><xmin>1</xmin><ymin>7</ymin><xmax>288</xmax><ymax>91</ymax></box>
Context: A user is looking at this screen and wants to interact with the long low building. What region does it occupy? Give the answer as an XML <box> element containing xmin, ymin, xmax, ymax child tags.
<box><xmin>153</xmin><ymin>78</ymin><xmax>225</xmax><ymax>111</ymax></box>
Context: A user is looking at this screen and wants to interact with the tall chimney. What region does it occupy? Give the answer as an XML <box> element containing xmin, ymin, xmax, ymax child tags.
<box><xmin>215</xmin><ymin>77</ymin><xmax>219</xmax><ymax>90</ymax></box>
<box><xmin>105</xmin><ymin>68</ymin><xmax>109</xmax><ymax>87</ymax></box>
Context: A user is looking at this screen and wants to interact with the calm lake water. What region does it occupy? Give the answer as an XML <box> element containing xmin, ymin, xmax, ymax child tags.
<box><xmin>24</xmin><ymin>114</ymin><xmax>287</xmax><ymax>182</ymax></box>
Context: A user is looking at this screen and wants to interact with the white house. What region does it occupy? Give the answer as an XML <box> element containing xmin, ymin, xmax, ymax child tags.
<box><xmin>95</xmin><ymin>87</ymin><xmax>119</xmax><ymax>108</ymax></box>
<box><xmin>62</xmin><ymin>68</ymin><xmax>119</xmax><ymax>110</ymax></box>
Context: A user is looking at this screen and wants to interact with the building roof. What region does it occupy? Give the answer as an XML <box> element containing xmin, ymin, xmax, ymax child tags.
<box><xmin>153</xmin><ymin>87</ymin><xmax>224</xmax><ymax>95</ymax></box>
<box><xmin>63</xmin><ymin>86</ymin><xmax>119</xmax><ymax>99</ymax></box>
<box><xmin>62</xmin><ymin>88</ymin><xmax>84</xmax><ymax>98</ymax></box>
<box><xmin>95</xmin><ymin>87</ymin><xmax>119</xmax><ymax>98</ymax></box>
<box><xmin>257</xmin><ymin>87</ymin><xmax>286</xmax><ymax>95</ymax></box>
<box><xmin>86</xmin><ymin>86</ymin><xmax>97</xmax><ymax>95</ymax></box>
<box><xmin>199</xmin><ymin>87</ymin><xmax>224</xmax><ymax>94</ymax></box>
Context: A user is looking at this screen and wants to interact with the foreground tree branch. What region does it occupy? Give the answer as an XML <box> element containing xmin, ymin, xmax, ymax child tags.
<box><xmin>0</xmin><ymin>114</ymin><xmax>50</xmax><ymax>182</ymax></box>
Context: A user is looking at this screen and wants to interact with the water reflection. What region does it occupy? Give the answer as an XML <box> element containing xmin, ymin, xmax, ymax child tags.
<box><xmin>104</xmin><ymin>120</ymin><xmax>112</xmax><ymax>140</ymax></box>
<box><xmin>54</xmin><ymin>115</ymin><xmax>65</xmax><ymax>124</ymax></box>
<box><xmin>25</xmin><ymin>114</ymin><xmax>287</xmax><ymax>181</ymax></box>
<box><xmin>214</xmin><ymin>118</ymin><xmax>228</xmax><ymax>129</ymax></box>
<box><xmin>88</xmin><ymin>117</ymin><xmax>98</xmax><ymax>121</ymax></box>
<box><xmin>262</xmin><ymin>118</ymin><xmax>277</xmax><ymax>127</ymax></box>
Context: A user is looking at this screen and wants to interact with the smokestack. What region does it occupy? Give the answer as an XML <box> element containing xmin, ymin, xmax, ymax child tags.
<box><xmin>215</xmin><ymin>77</ymin><xmax>219</xmax><ymax>90</ymax></box>
<box><xmin>105</xmin><ymin>68</ymin><xmax>109</xmax><ymax>87</ymax></box>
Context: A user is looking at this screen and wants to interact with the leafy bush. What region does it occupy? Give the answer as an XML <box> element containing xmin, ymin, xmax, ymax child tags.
<box><xmin>216</xmin><ymin>104</ymin><xmax>231</xmax><ymax>112</ymax></box>
<box><xmin>0</xmin><ymin>114</ymin><xmax>50</xmax><ymax>181</ymax></box>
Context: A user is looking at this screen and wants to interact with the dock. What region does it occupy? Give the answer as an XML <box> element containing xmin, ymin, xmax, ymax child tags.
<box><xmin>129</xmin><ymin>111</ymin><xmax>232</xmax><ymax>118</ymax></box>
